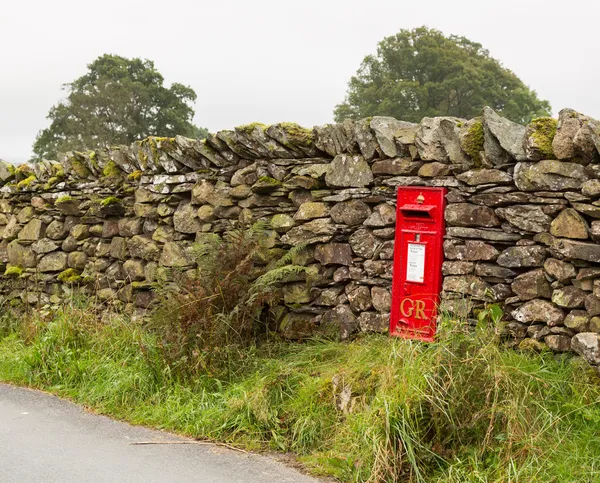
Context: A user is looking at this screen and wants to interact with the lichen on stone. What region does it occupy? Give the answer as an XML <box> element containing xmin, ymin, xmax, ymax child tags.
<box><xmin>16</xmin><ymin>175</ymin><xmax>36</xmax><ymax>189</ymax></box>
<box><xmin>102</xmin><ymin>160</ymin><xmax>122</xmax><ymax>177</ymax></box>
<box><xmin>529</xmin><ymin>117</ymin><xmax>558</xmax><ymax>159</ymax></box>
<box><xmin>462</xmin><ymin>118</ymin><xmax>485</xmax><ymax>162</ymax></box>
<box><xmin>100</xmin><ymin>196</ymin><xmax>121</xmax><ymax>207</ymax></box>
<box><xmin>4</xmin><ymin>265</ymin><xmax>23</xmax><ymax>277</ymax></box>
<box><xmin>237</xmin><ymin>122</ymin><xmax>268</xmax><ymax>135</ymax></box>
<box><xmin>68</xmin><ymin>157</ymin><xmax>91</xmax><ymax>178</ymax></box>
<box><xmin>127</xmin><ymin>170</ymin><xmax>143</xmax><ymax>181</ymax></box>
<box><xmin>279</xmin><ymin>122</ymin><xmax>314</xmax><ymax>148</ymax></box>
<box><xmin>257</xmin><ymin>176</ymin><xmax>281</xmax><ymax>185</ymax></box>
<box><xmin>57</xmin><ymin>268</ymin><xmax>82</xmax><ymax>284</ymax></box>
<box><xmin>56</xmin><ymin>195</ymin><xmax>73</xmax><ymax>204</ymax></box>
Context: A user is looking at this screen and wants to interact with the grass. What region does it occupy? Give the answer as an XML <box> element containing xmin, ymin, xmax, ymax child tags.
<box><xmin>1</xmin><ymin>303</ymin><xmax>600</xmax><ymax>482</ymax></box>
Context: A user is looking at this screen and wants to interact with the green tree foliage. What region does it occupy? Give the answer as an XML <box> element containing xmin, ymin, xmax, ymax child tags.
<box><xmin>33</xmin><ymin>54</ymin><xmax>208</xmax><ymax>160</ymax></box>
<box><xmin>334</xmin><ymin>27</ymin><xmax>551</xmax><ymax>125</ymax></box>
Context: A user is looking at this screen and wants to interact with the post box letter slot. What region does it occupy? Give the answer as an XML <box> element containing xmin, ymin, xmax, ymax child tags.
<box><xmin>398</xmin><ymin>204</ymin><xmax>435</xmax><ymax>220</ymax></box>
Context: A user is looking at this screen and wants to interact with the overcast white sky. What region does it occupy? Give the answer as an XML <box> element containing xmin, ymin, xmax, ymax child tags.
<box><xmin>1</xmin><ymin>0</ymin><xmax>599</xmax><ymax>163</ymax></box>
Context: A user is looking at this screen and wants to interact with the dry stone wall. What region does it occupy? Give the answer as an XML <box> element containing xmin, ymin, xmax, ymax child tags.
<box><xmin>3</xmin><ymin>107</ymin><xmax>600</xmax><ymax>366</ymax></box>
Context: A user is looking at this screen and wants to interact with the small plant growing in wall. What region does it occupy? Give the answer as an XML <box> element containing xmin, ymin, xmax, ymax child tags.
<box><xmin>148</xmin><ymin>222</ymin><xmax>306</xmax><ymax>378</ymax></box>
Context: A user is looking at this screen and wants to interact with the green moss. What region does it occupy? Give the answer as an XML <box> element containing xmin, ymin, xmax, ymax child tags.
<box><xmin>127</xmin><ymin>170</ymin><xmax>143</xmax><ymax>181</ymax></box>
<box><xmin>57</xmin><ymin>268</ymin><xmax>82</xmax><ymax>284</ymax></box>
<box><xmin>237</xmin><ymin>122</ymin><xmax>268</xmax><ymax>135</ymax></box>
<box><xmin>529</xmin><ymin>117</ymin><xmax>558</xmax><ymax>159</ymax></box>
<box><xmin>102</xmin><ymin>160</ymin><xmax>122</xmax><ymax>177</ymax></box>
<box><xmin>257</xmin><ymin>176</ymin><xmax>281</xmax><ymax>185</ymax></box>
<box><xmin>56</xmin><ymin>195</ymin><xmax>73</xmax><ymax>204</ymax></box>
<box><xmin>279</xmin><ymin>122</ymin><xmax>314</xmax><ymax>148</ymax></box>
<box><xmin>15</xmin><ymin>164</ymin><xmax>32</xmax><ymax>175</ymax></box>
<box><xmin>100</xmin><ymin>196</ymin><xmax>121</xmax><ymax>207</ymax></box>
<box><xmin>462</xmin><ymin>119</ymin><xmax>485</xmax><ymax>162</ymax></box>
<box><xmin>51</xmin><ymin>164</ymin><xmax>66</xmax><ymax>178</ymax></box>
<box><xmin>4</xmin><ymin>265</ymin><xmax>23</xmax><ymax>277</ymax></box>
<box><xmin>69</xmin><ymin>158</ymin><xmax>91</xmax><ymax>178</ymax></box>
<box><xmin>16</xmin><ymin>175</ymin><xmax>36</xmax><ymax>189</ymax></box>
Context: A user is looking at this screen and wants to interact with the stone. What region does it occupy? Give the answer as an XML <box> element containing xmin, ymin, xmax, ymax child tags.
<box><xmin>283</xmin><ymin>283</ymin><xmax>311</xmax><ymax>304</ymax></box>
<box><xmin>133</xmin><ymin>203</ymin><xmax>156</xmax><ymax>218</ymax></box>
<box><xmin>67</xmin><ymin>251</ymin><xmax>87</xmax><ymax>269</ymax></box>
<box><xmin>497</xmin><ymin>246</ymin><xmax>546</xmax><ymax>268</ymax></box>
<box><xmin>16</xmin><ymin>206</ymin><xmax>34</xmax><ymax>224</ymax></box>
<box><xmin>314</xmin><ymin>243</ymin><xmax>353</xmax><ymax>266</ymax></box>
<box><xmin>294</xmin><ymin>202</ymin><xmax>329</xmax><ymax>220</ymax></box>
<box><xmin>370</xmin><ymin>117</ymin><xmax>416</xmax><ymax>157</ymax></box>
<box><xmin>511</xmin><ymin>299</ymin><xmax>564</xmax><ymax>326</ymax></box>
<box><xmin>32</xmin><ymin>238</ymin><xmax>58</xmax><ymax>254</ymax></box>
<box><xmin>321</xmin><ymin>305</ymin><xmax>359</xmax><ymax>340</ymax></box>
<box><xmin>123</xmin><ymin>260</ymin><xmax>146</xmax><ymax>282</ymax></box>
<box><xmin>564</xmin><ymin>310</ymin><xmax>590</xmax><ymax>332</ymax></box>
<box><xmin>358</xmin><ymin>312</ymin><xmax>389</xmax><ymax>333</ymax></box>
<box><xmin>279</xmin><ymin>313</ymin><xmax>316</xmax><ymax>340</ymax></box>
<box><xmin>445</xmin><ymin>227</ymin><xmax>522</xmax><ymax>242</ymax></box>
<box><xmin>571</xmin><ymin>333</ymin><xmax>600</xmax><ymax>365</ymax></box>
<box><xmin>443</xmin><ymin>240</ymin><xmax>499</xmax><ymax>261</ymax></box>
<box><xmin>0</xmin><ymin>160</ymin><xmax>15</xmax><ymax>183</ymax></box>
<box><xmin>347</xmin><ymin>285</ymin><xmax>372</xmax><ymax>311</ymax></box>
<box><xmin>511</xmin><ymin>269</ymin><xmax>552</xmax><ymax>301</ymax></box>
<box><xmin>364</xmin><ymin>260</ymin><xmax>393</xmax><ymax>279</ymax></box>
<box><xmin>545</xmin><ymin>335</ymin><xmax>572</xmax><ymax>353</ymax></box>
<box><xmin>555</xmin><ymin>240</ymin><xmax>600</xmax><ymax>263</ymax></box>
<box><xmin>127</xmin><ymin>236</ymin><xmax>160</xmax><ymax>261</ymax></box>
<box><xmin>349</xmin><ymin>229</ymin><xmax>379</xmax><ymax>259</ymax></box>
<box><xmin>101</xmin><ymin>220</ymin><xmax>120</xmax><ymax>239</ymax></box>
<box><xmin>69</xmin><ymin>224</ymin><xmax>89</xmax><ymax>241</ymax></box>
<box><xmin>514</xmin><ymin>160</ymin><xmax>589</xmax><ymax>191</ymax></box>
<box><xmin>482</xmin><ymin>107</ymin><xmax>527</xmax><ymax>161</ymax></box>
<box><xmin>1</xmin><ymin>216</ymin><xmax>20</xmax><ymax>241</ymax></box>
<box><xmin>18</xmin><ymin>219</ymin><xmax>44</xmax><ymax>242</ymax></box>
<box><xmin>445</xmin><ymin>203</ymin><xmax>500</xmax><ymax>228</ymax></box>
<box><xmin>363</xmin><ymin>203</ymin><xmax>396</xmax><ymax>227</ymax></box>
<box><xmin>54</xmin><ymin>198</ymin><xmax>81</xmax><ymax>216</ymax></box>
<box><xmin>474</xmin><ymin>264</ymin><xmax>516</xmax><ymax>279</ymax></box>
<box><xmin>552</xmin><ymin>286</ymin><xmax>587</xmax><ymax>308</ymax></box>
<box><xmin>61</xmin><ymin>236</ymin><xmax>78</xmax><ymax>252</ymax></box>
<box><xmin>442</xmin><ymin>275</ymin><xmax>491</xmax><ymax>300</ymax></box>
<box><xmin>325</xmin><ymin>154</ymin><xmax>373</xmax><ymax>188</ymax></box>
<box><xmin>38</xmin><ymin>252</ymin><xmax>68</xmax><ymax>272</ymax></box>
<box><xmin>582</xmin><ymin>179</ymin><xmax>600</xmax><ymax>197</ymax></box>
<box><xmin>117</xmin><ymin>218</ymin><xmax>143</xmax><ymax>237</ymax></box>
<box><xmin>196</xmin><ymin>205</ymin><xmax>215</xmax><ymax>222</ymax></box>
<box><xmin>456</xmin><ymin>169</ymin><xmax>513</xmax><ymax>186</ymax></box>
<box><xmin>378</xmin><ymin>240</ymin><xmax>394</xmax><ymax>259</ymax></box>
<box><xmin>371</xmin><ymin>286</ymin><xmax>391</xmax><ymax>312</ymax></box>
<box><xmin>159</xmin><ymin>241</ymin><xmax>194</xmax><ymax>267</ymax></box>
<box><xmin>585</xmin><ymin>295</ymin><xmax>600</xmax><ymax>316</ymax></box>
<box><xmin>7</xmin><ymin>240</ymin><xmax>35</xmax><ymax>268</ymax></box>
<box><xmin>152</xmin><ymin>226</ymin><xmax>175</xmax><ymax>244</ymax></box>
<box><xmin>271</xmin><ymin>214</ymin><xmax>296</xmax><ymax>233</ymax></box>
<box><xmin>544</xmin><ymin>258</ymin><xmax>577</xmax><ymax>284</ymax></box>
<box><xmin>192</xmin><ymin>180</ymin><xmax>233</xmax><ymax>206</ymax></box>
<box><xmin>109</xmin><ymin>237</ymin><xmax>128</xmax><ymax>260</ymax></box>
<box><xmin>553</xmin><ymin>108</ymin><xmax>600</xmax><ymax>162</ymax></box>
<box><xmin>372</xmin><ymin>158</ymin><xmax>419</xmax><ymax>176</ymax></box>
<box><xmin>173</xmin><ymin>202</ymin><xmax>202</xmax><ymax>234</ymax></box>
<box><xmin>281</xmin><ymin>219</ymin><xmax>336</xmax><ymax>245</ymax></box>
<box><xmin>571</xmin><ymin>203</ymin><xmax>600</xmax><ymax>219</ymax></box>
<box><xmin>590</xmin><ymin>317</ymin><xmax>600</xmax><ymax>333</ymax></box>
<box><xmin>442</xmin><ymin>261</ymin><xmax>475</xmax><ymax>275</ymax></box>
<box><xmin>415</xmin><ymin>116</ymin><xmax>468</xmax><ymax>164</ymax></box>
<box><xmin>330</xmin><ymin>200</ymin><xmax>371</xmax><ymax>226</ymax></box>
<box><xmin>418</xmin><ymin>162</ymin><xmax>450</xmax><ymax>177</ymax></box>
<box><xmin>496</xmin><ymin>205</ymin><xmax>551</xmax><ymax>233</ymax></box>
<box><xmin>550</xmin><ymin>208</ymin><xmax>589</xmax><ymax>239</ymax></box>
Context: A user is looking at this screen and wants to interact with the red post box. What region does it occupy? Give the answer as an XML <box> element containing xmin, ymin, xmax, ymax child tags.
<box><xmin>389</xmin><ymin>187</ymin><xmax>447</xmax><ymax>342</ymax></box>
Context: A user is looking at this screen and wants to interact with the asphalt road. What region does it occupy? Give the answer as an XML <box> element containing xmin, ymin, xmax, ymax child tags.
<box><xmin>0</xmin><ymin>384</ymin><xmax>321</xmax><ymax>483</ymax></box>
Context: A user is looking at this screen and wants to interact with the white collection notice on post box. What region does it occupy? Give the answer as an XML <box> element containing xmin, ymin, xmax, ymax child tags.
<box><xmin>406</xmin><ymin>243</ymin><xmax>425</xmax><ymax>283</ymax></box>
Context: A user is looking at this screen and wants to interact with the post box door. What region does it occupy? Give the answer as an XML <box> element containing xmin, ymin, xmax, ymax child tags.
<box><xmin>390</xmin><ymin>187</ymin><xmax>446</xmax><ymax>341</ymax></box>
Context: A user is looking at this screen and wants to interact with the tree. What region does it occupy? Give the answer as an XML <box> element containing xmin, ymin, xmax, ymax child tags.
<box><xmin>334</xmin><ymin>27</ymin><xmax>551</xmax><ymax>125</ymax></box>
<box><xmin>33</xmin><ymin>54</ymin><xmax>207</xmax><ymax>160</ymax></box>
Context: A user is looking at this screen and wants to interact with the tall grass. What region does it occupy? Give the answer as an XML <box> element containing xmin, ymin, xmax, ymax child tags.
<box><xmin>1</xmin><ymin>303</ymin><xmax>600</xmax><ymax>482</ymax></box>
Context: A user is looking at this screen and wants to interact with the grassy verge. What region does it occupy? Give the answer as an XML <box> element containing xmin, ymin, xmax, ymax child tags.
<box><xmin>1</xmin><ymin>304</ymin><xmax>600</xmax><ymax>482</ymax></box>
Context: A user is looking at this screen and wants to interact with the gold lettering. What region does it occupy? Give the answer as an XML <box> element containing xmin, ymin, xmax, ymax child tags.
<box><xmin>414</xmin><ymin>300</ymin><xmax>426</xmax><ymax>320</ymax></box>
<box><xmin>400</xmin><ymin>298</ymin><xmax>414</xmax><ymax>317</ymax></box>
